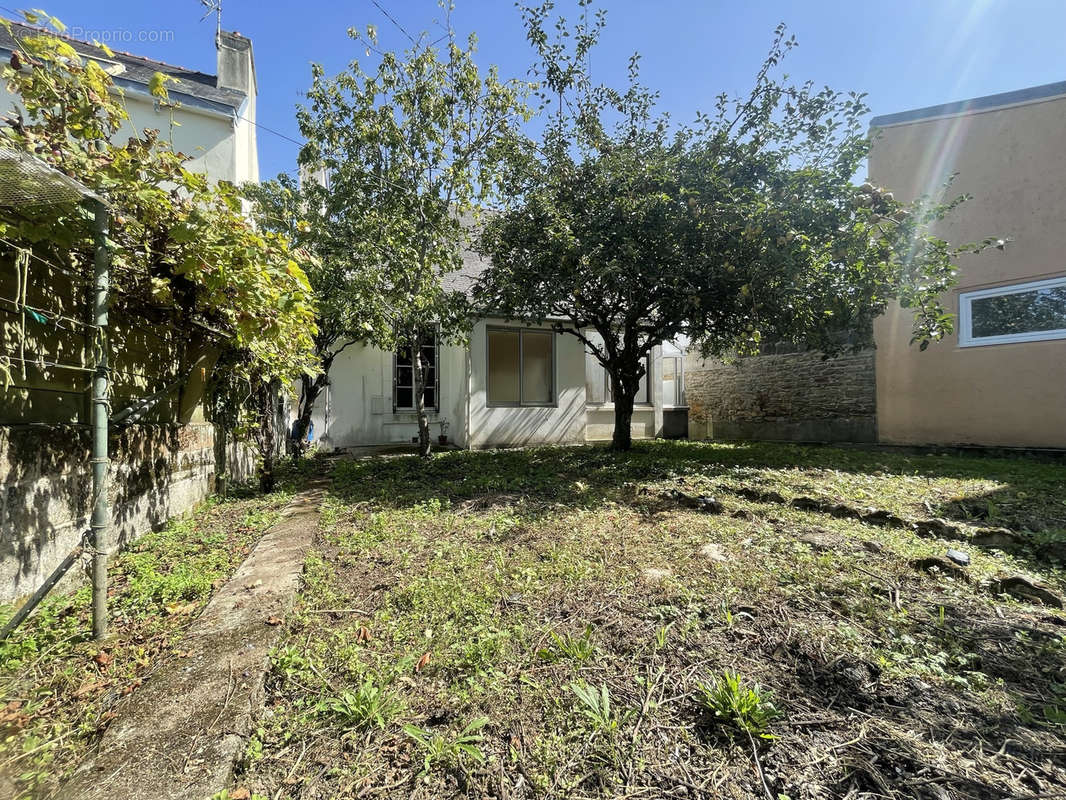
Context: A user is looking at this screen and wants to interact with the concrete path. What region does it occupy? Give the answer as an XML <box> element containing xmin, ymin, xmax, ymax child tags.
<box><xmin>61</xmin><ymin>485</ymin><xmax>323</xmax><ymax>800</ymax></box>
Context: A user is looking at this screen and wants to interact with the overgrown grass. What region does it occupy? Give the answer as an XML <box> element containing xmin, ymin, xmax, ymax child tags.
<box><xmin>0</xmin><ymin>489</ymin><xmax>292</xmax><ymax>799</ymax></box>
<box><xmin>238</xmin><ymin>441</ymin><xmax>1066</xmax><ymax>799</ymax></box>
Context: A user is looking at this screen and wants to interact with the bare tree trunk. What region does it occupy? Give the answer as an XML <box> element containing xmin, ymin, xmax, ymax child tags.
<box><xmin>256</xmin><ymin>379</ymin><xmax>278</xmax><ymax>493</ymax></box>
<box><xmin>292</xmin><ymin>354</ymin><xmax>332</xmax><ymax>461</ymax></box>
<box><xmin>413</xmin><ymin>333</ymin><xmax>432</xmax><ymax>458</ymax></box>
<box><xmin>610</xmin><ymin>372</ymin><xmax>637</xmax><ymax>452</ymax></box>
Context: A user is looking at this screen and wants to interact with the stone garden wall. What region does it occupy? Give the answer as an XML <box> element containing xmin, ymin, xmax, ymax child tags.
<box><xmin>0</xmin><ymin>423</ymin><xmax>255</xmax><ymax>604</ymax></box>
<box><xmin>685</xmin><ymin>346</ymin><xmax>876</xmax><ymax>443</ymax></box>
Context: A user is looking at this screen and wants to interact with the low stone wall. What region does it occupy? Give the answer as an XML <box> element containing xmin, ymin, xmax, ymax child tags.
<box><xmin>685</xmin><ymin>348</ymin><xmax>876</xmax><ymax>443</ymax></box>
<box><xmin>0</xmin><ymin>423</ymin><xmax>255</xmax><ymax>605</ymax></box>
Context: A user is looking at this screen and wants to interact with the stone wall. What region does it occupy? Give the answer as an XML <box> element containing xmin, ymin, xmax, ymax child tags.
<box><xmin>685</xmin><ymin>347</ymin><xmax>876</xmax><ymax>443</ymax></box>
<box><xmin>0</xmin><ymin>423</ymin><xmax>255</xmax><ymax>605</ymax></box>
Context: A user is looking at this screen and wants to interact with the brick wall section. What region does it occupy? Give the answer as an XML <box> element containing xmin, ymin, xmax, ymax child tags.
<box><xmin>684</xmin><ymin>348</ymin><xmax>877</xmax><ymax>443</ymax></box>
<box><xmin>0</xmin><ymin>423</ymin><xmax>255</xmax><ymax>604</ymax></box>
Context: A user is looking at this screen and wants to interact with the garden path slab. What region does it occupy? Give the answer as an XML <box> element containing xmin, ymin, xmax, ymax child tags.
<box><xmin>59</xmin><ymin>484</ymin><xmax>323</xmax><ymax>800</ymax></box>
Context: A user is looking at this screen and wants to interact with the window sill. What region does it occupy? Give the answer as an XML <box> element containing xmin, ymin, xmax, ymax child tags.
<box><xmin>959</xmin><ymin>330</ymin><xmax>1066</xmax><ymax>348</ymax></box>
<box><xmin>486</xmin><ymin>403</ymin><xmax>559</xmax><ymax>409</ymax></box>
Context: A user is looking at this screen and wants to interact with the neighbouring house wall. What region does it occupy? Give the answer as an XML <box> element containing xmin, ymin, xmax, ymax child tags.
<box><xmin>311</xmin><ymin>341</ymin><xmax>468</xmax><ymax>450</ymax></box>
<box><xmin>0</xmin><ymin>84</ymin><xmax>240</xmax><ymax>182</ymax></box>
<box><xmin>119</xmin><ymin>96</ymin><xmax>241</xmax><ymax>183</ymax></box>
<box><xmin>0</xmin><ymin>423</ymin><xmax>255</xmax><ymax>605</ymax></box>
<box><xmin>684</xmin><ymin>347</ymin><xmax>877</xmax><ymax>443</ymax></box>
<box><xmin>0</xmin><ymin>31</ymin><xmax>261</xmax><ymax>604</ymax></box>
<box><xmin>870</xmin><ymin>91</ymin><xmax>1066</xmax><ymax>448</ymax></box>
<box><xmin>467</xmin><ymin>319</ymin><xmax>587</xmax><ymax>449</ymax></box>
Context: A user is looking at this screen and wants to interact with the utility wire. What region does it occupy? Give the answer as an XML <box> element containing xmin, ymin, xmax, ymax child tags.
<box><xmin>239</xmin><ymin>115</ymin><xmax>304</xmax><ymax>148</ymax></box>
<box><xmin>0</xmin><ymin>296</ymin><xmax>93</xmax><ymax>332</ymax></box>
<box><xmin>0</xmin><ymin>296</ymin><xmax>179</xmax><ymax>345</ymax></box>
<box><xmin>0</xmin><ymin>235</ymin><xmax>91</xmax><ymax>285</ymax></box>
<box><xmin>370</xmin><ymin>0</ymin><xmax>417</xmax><ymax>45</ymax></box>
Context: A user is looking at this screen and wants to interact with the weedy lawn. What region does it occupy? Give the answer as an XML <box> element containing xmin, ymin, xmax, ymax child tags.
<box><xmin>240</xmin><ymin>441</ymin><xmax>1066</xmax><ymax>800</ymax></box>
<box><xmin>0</xmin><ymin>488</ymin><xmax>295</xmax><ymax>800</ymax></box>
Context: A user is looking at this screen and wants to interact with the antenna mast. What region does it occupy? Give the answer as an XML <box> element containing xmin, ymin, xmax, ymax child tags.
<box><xmin>199</xmin><ymin>0</ymin><xmax>222</xmax><ymax>42</ymax></box>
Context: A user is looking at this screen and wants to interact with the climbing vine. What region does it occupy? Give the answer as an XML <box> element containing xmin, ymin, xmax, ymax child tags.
<box><xmin>0</xmin><ymin>11</ymin><xmax>318</xmax><ymax>381</ymax></box>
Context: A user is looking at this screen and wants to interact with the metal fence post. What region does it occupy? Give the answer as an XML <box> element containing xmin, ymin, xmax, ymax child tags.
<box><xmin>90</xmin><ymin>200</ymin><xmax>111</xmax><ymax>641</ymax></box>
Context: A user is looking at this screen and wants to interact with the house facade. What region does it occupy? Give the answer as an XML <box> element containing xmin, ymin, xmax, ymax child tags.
<box><xmin>0</xmin><ymin>21</ymin><xmax>258</xmax><ymax>186</ymax></box>
<box><xmin>308</xmin><ymin>317</ymin><xmax>669</xmax><ymax>450</ymax></box>
<box><xmin>681</xmin><ymin>81</ymin><xmax>1066</xmax><ymax>451</ymax></box>
<box><xmin>869</xmin><ymin>81</ymin><xmax>1066</xmax><ymax>449</ymax></box>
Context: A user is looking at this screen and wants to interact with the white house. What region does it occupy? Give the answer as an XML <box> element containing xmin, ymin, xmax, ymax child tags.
<box><xmin>307</xmin><ymin>249</ymin><xmax>682</xmax><ymax>450</ymax></box>
<box><xmin>0</xmin><ymin>21</ymin><xmax>259</xmax><ymax>185</ymax></box>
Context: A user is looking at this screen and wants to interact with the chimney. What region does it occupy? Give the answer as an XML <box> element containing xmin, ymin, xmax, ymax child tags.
<box><xmin>216</xmin><ymin>30</ymin><xmax>256</xmax><ymax>96</ymax></box>
<box><xmin>216</xmin><ymin>30</ymin><xmax>259</xmax><ymax>183</ymax></box>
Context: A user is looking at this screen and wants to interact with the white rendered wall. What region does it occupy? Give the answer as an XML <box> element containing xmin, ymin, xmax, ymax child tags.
<box><xmin>311</xmin><ymin>341</ymin><xmax>468</xmax><ymax>450</ymax></box>
<box><xmin>467</xmin><ymin>319</ymin><xmax>587</xmax><ymax>449</ymax></box>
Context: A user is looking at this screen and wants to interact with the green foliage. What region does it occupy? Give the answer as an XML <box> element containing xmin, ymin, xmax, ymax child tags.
<box><xmin>569</xmin><ymin>681</ymin><xmax>632</xmax><ymax>731</ymax></box>
<box><xmin>696</xmin><ymin>671</ymin><xmax>779</xmax><ymax>739</ymax></box>
<box><xmin>242</xmin><ymin>175</ymin><xmax>370</xmax><ymax>446</ymax></box>
<box><xmin>476</xmin><ymin>3</ymin><xmax>994</xmax><ymax>450</ymax></box>
<box><xmin>540</xmin><ymin>625</ymin><xmax>596</xmax><ymax>662</ymax></box>
<box><xmin>317</xmin><ymin>675</ymin><xmax>403</xmax><ymax>730</ymax></box>
<box><xmin>271</xmin><ymin>644</ymin><xmax>317</xmax><ymax>684</ymax></box>
<box><xmin>295</xmin><ymin>14</ymin><xmax>530</xmax><ymax>454</ymax></box>
<box><xmin>403</xmin><ymin>716</ymin><xmax>489</xmax><ymax>774</ymax></box>
<box><xmin>0</xmin><ymin>13</ymin><xmax>317</xmax><ymax>380</ymax></box>
<box><xmin>654</xmin><ymin>622</ymin><xmax>673</xmax><ymax>649</ymax></box>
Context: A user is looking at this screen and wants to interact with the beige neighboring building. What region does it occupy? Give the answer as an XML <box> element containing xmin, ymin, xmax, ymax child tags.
<box><xmin>869</xmin><ymin>81</ymin><xmax>1066</xmax><ymax>449</ymax></box>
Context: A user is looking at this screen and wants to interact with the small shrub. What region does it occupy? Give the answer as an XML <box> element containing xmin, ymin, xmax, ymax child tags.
<box><xmin>569</xmin><ymin>682</ymin><xmax>632</xmax><ymax>731</ymax></box>
<box><xmin>654</xmin><ymin>622</ymin><xmax>673</xmax><ymax>649</ymax></box>
<box><xmin>696</xmin><ymin>671</ymin><xmax>779</xmax><ymax>739</ymax></box>
<box><xmin>271</xmin><ymin>645</ymin><xmax>315</xmax><ymax>683</ymax></box>
<box><xmin>540</xmin><ymin>626</ymin><xmax>596</xmax><ymax>662</ymax></box>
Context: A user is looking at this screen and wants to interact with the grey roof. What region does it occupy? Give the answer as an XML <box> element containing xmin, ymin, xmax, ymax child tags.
<box><xmin>0</xmin><ymin>19</ymin><xmax>247</xmax><ymax>116</ymax></box>
<box><xmin>871</xmin><ymin>80</ymin><xmax>1066</xmax><ymax>128</ymax></box>
<box><xmin>442</xmin><ymin>211</ymin><xmax>492</xmax><ymax>299</ymax></box>
<box><xmin>443</xmin><ymin>244</ymin><xmax>491</xmax><ymax>298</ymax></box>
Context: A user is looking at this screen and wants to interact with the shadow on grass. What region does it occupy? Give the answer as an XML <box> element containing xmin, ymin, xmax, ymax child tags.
<box><xmin>325</xmin><ymin>439</ymin><xmax>1066</xmax><ymax>525</ymax></box>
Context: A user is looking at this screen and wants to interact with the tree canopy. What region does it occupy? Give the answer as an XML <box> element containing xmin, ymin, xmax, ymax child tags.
<box><xmin>296</xmin><ymin>11</ymin><xmax>529</xmax><ymax>455</ymax></box>
<box><xmin>476</xmin><ymin>2</ymin><xmax>992</xmax><ymax>450</ymax></box>
<box><xmin>243</xmin><ymin>173</ymin><xmax>377</xmax><ymax>453</ymax></box>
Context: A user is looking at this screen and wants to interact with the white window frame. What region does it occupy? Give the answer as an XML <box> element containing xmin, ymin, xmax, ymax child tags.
<box><xmin>959</xmin><ymin>276</ymin><xmax>1066</xmax><ymax>347</ymax></box>
<box><xmin>393</xmin><ymin>333</ymin><xmax>440</xmax><ymax>412</ymax></box>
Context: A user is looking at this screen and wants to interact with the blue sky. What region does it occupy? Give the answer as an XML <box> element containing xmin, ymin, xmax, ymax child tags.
<box><xmin>14</xmin><ymin>0</ymin><xmax>1066</xmax><ymax>180</ymax></box>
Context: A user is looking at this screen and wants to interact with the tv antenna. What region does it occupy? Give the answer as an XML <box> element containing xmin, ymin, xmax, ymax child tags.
<box><xmin>200</xmin><ymin>0</ymin><xmax>222</xmax><ymax>40</ymax></box>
